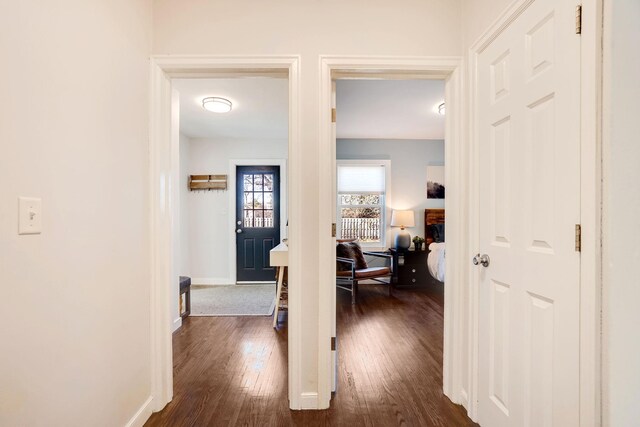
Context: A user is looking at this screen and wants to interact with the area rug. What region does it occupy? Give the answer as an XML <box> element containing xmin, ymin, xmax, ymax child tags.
<box><xmin>190</xmin><ymin>284</ymin><xmax>276</xmax><ymax>316</ymax></box>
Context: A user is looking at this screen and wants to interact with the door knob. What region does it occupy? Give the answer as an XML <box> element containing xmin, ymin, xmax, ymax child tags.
<box><xmin>473</xmin><ymin>253</ymin><xmax>490</xmax><ymax>267</ymax></box>
<box><xmin>236</xmin><ymin>229</ymin><xmax>243</xmax><ymax>234</ymax></box>
<box><xmin>237</xmin><ymin>220</ymin><xmax>242</xmax><ymax>225</ymax></box>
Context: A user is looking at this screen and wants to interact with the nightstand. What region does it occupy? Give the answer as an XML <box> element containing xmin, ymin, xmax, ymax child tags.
<box><xmin>389</xmin><ymin>248</ymin><xmax>429</xmax><ymax>287</ymax></box>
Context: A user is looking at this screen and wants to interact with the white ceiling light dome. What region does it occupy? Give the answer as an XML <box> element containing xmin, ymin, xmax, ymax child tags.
<box><xmin>202</xmin><ymin>97</ymin><xmax>233</xmax><ymax>113</ymax></box>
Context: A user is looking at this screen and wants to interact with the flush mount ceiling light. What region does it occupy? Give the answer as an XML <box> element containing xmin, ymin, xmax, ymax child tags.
<box><xmin>438</xmin><ymin>102</ymin><xmax>446</xmax><ymax>115</ymax></box>
<box><xmin>202</xmin><ymin>97</ymin><xmax>232</xmax><ymax>113</ymax></box>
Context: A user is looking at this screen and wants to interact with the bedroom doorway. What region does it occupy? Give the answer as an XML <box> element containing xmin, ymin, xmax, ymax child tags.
<box><xmin>317</xmin><ymin>56</ymin><xmax>467</xmax><ymax>415</ymax></box>
<box><xmin>328</xmin><ymin>77</ymin><xmax>462</xmax><ymax>422</ymax></box>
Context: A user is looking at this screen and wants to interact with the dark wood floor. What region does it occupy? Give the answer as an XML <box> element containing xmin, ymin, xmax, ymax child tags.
<box><xmin>145</xmin><ymin>283</ymin><xmax>477</xmax><ymax>427</ymax></box>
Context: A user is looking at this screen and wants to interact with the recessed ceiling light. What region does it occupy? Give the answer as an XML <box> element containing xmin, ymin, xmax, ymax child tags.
<box><xmin>438</xmin><ymin>102</ymin><xmax>445</xmax><ymax>115</ymax></box>
<box><xmin>202</xmin><ymin>97</ymin><xmax>232</xmax><ymax>113</ymax></box>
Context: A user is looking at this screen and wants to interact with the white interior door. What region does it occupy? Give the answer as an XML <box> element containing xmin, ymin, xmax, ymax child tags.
<box><xmin>476</xmin><ymin>1</ymin><xmax>581</xmax><ymax>426</ymax></box>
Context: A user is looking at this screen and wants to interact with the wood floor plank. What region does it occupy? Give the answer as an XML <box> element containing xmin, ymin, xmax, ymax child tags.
<box><xmin>145</xmin><ymin>282</ymin><xmax>477</xmax><ymax>427</ymax></box>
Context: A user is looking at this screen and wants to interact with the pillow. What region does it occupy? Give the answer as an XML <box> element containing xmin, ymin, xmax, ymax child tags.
<box><xmin>336</xmin><ymin>243</ymin><xmax>355</xmax><ymax>271</ymax></box>
<box><xmin>336</xmin><ymin>241</ymin><xmax>368</xmax><ymax>271</ymax></box>
<box><xmin>430</xmin><ymin>224</ymin><xmax>445</xmax><ymax>243</ymax></box>
<box><xmin>346</xmin><ymin>242</ymin><xmax>368</xmax><ymax>270</ymax></box>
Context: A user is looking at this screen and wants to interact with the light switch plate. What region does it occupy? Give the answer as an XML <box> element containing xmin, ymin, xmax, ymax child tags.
<box><xmin>18</xmin><ymin>197</ymin><xmax>42</xmax><ymax>235</ymax></box>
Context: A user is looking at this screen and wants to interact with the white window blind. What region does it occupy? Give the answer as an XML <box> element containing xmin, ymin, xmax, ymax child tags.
<box><xmin>337</xmin><ymin>165</ymin><xmax>386</xmax><ymax>193</ymax></box>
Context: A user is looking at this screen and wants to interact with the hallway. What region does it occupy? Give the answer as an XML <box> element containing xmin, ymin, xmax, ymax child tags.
<box><xmin>146</xmin><ymin>283</ymin><xmax>475</xmax><ymax>426</ymax></box>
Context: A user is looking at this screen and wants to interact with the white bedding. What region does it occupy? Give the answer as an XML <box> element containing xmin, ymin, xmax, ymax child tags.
<box><xmin>427</xmin><ymin>242</ymin><xmax>446</xmax><ymax>282</ymax></box>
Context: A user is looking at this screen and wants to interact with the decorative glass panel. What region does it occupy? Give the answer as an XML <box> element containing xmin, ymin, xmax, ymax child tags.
<box><xmin>254</xmin><ymin>210</ymin><xmax>264</xmax><ymax>227</ymax></box>
<box><xmin>264</xmin><ymin>174</ymin><xmax>273</xmax><ymax>191</ymax></box>
<box><xmin>244</xmin><ymin>192</ymin><xmax>253</xmax><ymax>210</ymax></box>
<box><xmin>264</xmin><ymin>193</ymin><xmax>273</xmax><ymax>209</ymax></box>
<box><xmin>264</xmin><ymin>210</ymin><xmax>274</xmax><ymax>227</ymax></box>
<box><xmin>254</xmin><ymin>174</ymin><xmax>263</xmax><ymax>191</ymax></box>
<box><xmin>241</xmin><ymin>172</ymin><xmax>275</xmax><ymax>228</ymax></box>
<box><xmin>253</xmin><ymin>193</ymin><xmax>263</xmax><ymax>209</ymax></box>
<box><xmin>244</xmin><ymin>175</ymin><xmax>253</xmax><ymax>191</ymax></box>
<box><xmin>243</xmin><ymin>210</ymin><xmax>254</xmax><ymax>227</ymax></box>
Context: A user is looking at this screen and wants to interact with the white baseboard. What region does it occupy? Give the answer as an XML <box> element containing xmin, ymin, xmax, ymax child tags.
<box><xmin>460</xmin><ymin>389</ymin><xmax>469</xmax><ymax>411</ymax></box>
<box><xmin>191</xmin><ymin>277</ymin><xmax>233</xmax><ymax>285</ymax></box>
<box><xmin>172</xmin><ymin>317</ymin><xmax>182</xmax><ymax>332</ymax></box>
<box><xmin>299</xmin><ymin>392</ymin><xmax>320</xmax><ymax>410</ymax></box>
<box><xmin>125</xmin><ymin>396</ymin><xmax>153</xmax><ymax>427</ymax></box>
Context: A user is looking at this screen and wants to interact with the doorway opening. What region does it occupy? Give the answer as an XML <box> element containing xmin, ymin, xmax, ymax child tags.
<box><xmin>317</xmin><ymin>57</ymin><xmax>467</xmax><ymax>412</ymax></box>
<box><xmin>172</xmin><ymin>77</ymin><xmax>288</xmax><ymax>320</ymax></box>
<box><xmin>148</xmin><ymin>56</ymin><xmax>302</xmax><ymax>412</ymax></box>
<box><xmin>329</xmin><ymin>78</ymin><xmax>472</xmax><ymax>423</ymax></box>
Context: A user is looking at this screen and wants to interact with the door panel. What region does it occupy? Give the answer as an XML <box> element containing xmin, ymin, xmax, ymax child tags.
<box><xmin>477</xmin><ymin>1</ymin><xmax>580</xmax><ymax>426</ymax></box>
<box><xmin>489</xmin><ymin>279</ymin><xmax>510</xmax><ymax>417</ymax></box>
<box><xmin>236</xmin><ymin>166</ymin><xmax>280</xmax><ymax>282</ymax></box>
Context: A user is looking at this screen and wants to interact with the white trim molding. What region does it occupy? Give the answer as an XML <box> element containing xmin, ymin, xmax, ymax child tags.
<box><xmin>467</xmin><ymin>0</ymin><xmax>602</xmax><ymax>424</ymax></box>
<box><xmin>172</xmin><ymin>317</ymin><xmax>182</xmax><ymax>332</ymax></box>
<box><xmin>124</xmin><ymin>396</ymin><xmax>153</xmax><ymax>427</ymax></box>
<box><xmin>318</xmin><ymin>56</ymin><xmax>467</xmax><ymax>411</ymax></box>
<box><xmin>578</xmin><ymin>1</ymin><xmax>603</xmax><ymax>426</ymax></box>
<box><xmin>299</xmin><ymin>392</ymin><xmax>320</xmax><ymax>410</ymax></box>
<box><xmin>149</xmin><ymin>55</ymin><xmax>302</xmax><ymax>411</ymax></box>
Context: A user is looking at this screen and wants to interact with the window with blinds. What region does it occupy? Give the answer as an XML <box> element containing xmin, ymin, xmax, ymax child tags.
<box><xmin>337</xmin><ymin>163</ymin><xmax>387</xmax><ymax>244</ymax></box>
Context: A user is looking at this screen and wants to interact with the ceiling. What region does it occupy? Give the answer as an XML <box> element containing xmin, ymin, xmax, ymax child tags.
<box><xmin>175</xmin><ymin>78</ymin><xmax>445</xmax><ymax>141</ymax></box>
<box><xmin>174</xmin><ymin>77</ymin><xmax>289</xmax><ymax>139</ymax></box>
<box><xmin>336</xmin><ymin>79</ymin><xmax>445</xmax><ymax>140</ymax></box>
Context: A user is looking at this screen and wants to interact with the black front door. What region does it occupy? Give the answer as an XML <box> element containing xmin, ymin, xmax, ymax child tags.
<box><xmin>236</xmin><ymin>166</ymin><xmax>280</xmax><ymax>282</ymax></box>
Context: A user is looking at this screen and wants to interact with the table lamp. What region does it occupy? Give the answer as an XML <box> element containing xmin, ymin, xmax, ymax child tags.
<box><xmin>391</xmin><ymin>210</ymin><xmax>415</xmax><ymax>250</ymax></box>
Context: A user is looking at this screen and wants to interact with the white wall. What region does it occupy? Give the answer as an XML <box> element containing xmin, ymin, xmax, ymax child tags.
<box><xmin>461</xmin><ymin>0</ymin><xmax>513</xmax><ymax>49</ymax></box>
<box><xmin>153</xmin><ymin>0</ymin><xmax>464</xmax><ymax>403</ymax></box>
<box><xmin>602</xmin><ymin>0</ymin><xmax>640</xmax><ymax>425</ymax></box>
<box><xmin>0</xmin><ymin>1</ymin><xmax>152</xmax><ymax>426</ymax></box>
<box><xmin>180</xmin><ymin>137</ymin><xmax>288</xmax><ymax>284</ymax></box>
<box><xmin>337</xmin><ymin>139</ymin><xmax>445</xmax><ymax>246</ymax></box>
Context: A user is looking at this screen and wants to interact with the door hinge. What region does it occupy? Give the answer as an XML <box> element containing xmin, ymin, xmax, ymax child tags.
<box><xmin>332</xmin><ymin>223</ymin><xmax>336</xmax><ymax>237</ymax></box>
<box><xmin>331</xmin><ymin>336</ymin><xmax>336</xmax><ymax>351</ymax></box>
<box><xmin>575</xmin><ymin>224</ymin><xmax>582</xmax><ymax>252</ymax></box>
<box><xmin>575</xmin><ymin>5</ymin><xmax>582</xmax><ymax>34</ymax></box>
<box><xmin>331</xmin><ymin>108</ymin><xmax>336</xmax><ymax>123</ymax></box>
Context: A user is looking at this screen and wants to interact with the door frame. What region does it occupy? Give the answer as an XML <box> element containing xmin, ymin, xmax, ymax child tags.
<box><xmin>149</xmin><ymin>55</ymin><xmax>302</xmax><ymax>411</ymax></box>
<box><xmin>467</xmin><ymin>0</ymin><xmax>602</xmax><ymax>424</ymax></box>
<box><xmin>318</xmin><ymin>56</ymin><xmax>468</xmax><ymax>410</ymax></box>
<box><xmin>229</xmin><ymin>159</ymin><xmax>287</xmax><ymax>284</ymax></box>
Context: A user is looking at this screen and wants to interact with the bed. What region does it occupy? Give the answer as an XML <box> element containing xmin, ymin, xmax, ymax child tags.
<box><xmin>425</xmin><ymin>209</ymin><xmax>445</xmax><ymax>282</ymax></box>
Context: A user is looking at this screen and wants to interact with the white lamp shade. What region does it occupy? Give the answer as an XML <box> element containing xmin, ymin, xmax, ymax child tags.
<box><xmin>390</xmin><ymin>210</ymin><xmax>415</xmax><ymax>228</ymax></box>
